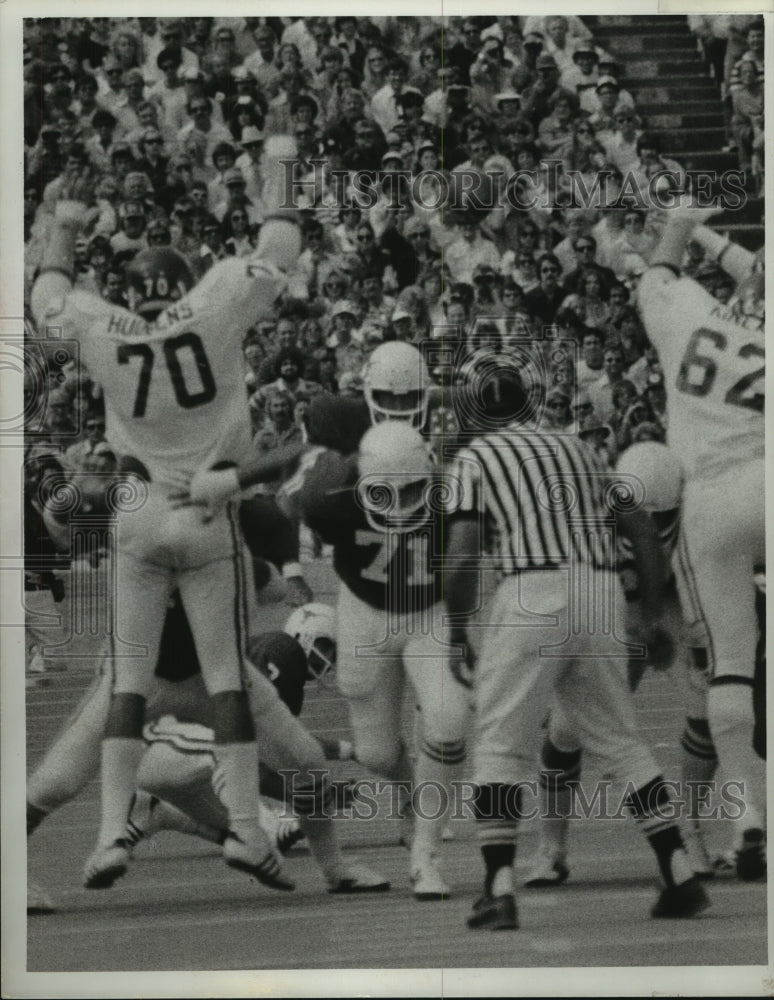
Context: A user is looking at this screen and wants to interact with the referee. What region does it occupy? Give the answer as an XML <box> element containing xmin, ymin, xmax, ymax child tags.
<box><xmin>444</xmin><ymin>362</ymin><xmax>710</xmax><ymax>930</ymax></box>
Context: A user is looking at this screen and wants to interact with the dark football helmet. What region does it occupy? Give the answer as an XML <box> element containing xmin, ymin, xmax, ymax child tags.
<box><xmin>126</xmin><ymin>248</ymin><xmax>195</xmax><ymax>317</ymax></box>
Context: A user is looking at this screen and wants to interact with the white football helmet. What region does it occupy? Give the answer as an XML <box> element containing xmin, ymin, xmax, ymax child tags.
<box><xmin>616</xmin><ymin>442</ymin><xmax>684</xmax><ymax>512</ymax></box>
<box><xmin>357</xmin><ymin>421</ymin><xmax>434</xmax><ymax>533</ymax></box>
<box><xmin>284</xmin><ymin>603</ymin><xmax>337</xmax><ymax>681</ymax></box>
<box><xmin>362</xmin><ymin>341</ymin><xmax>431</xmax><ymax>428</ymax></box>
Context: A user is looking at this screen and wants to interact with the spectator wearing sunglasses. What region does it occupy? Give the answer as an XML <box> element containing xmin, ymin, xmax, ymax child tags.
<box><xmin>142</xmin><ymin>17</ymin><xmax>200</xmax><ymax>87</ymax></box>
<box><xmin>177</xmin><ymin>95</ymin><xmax>233</xmax><ymax>162</ymax></box>
<box><xmin>561</xmin><ymin>234</ymin><xmax>617</xmax><ymax>296</ymax></box>
<box><xmin>603</xmin><ymin>103</ymin><xmax>642</xmax><ymax>173</ymax></box>
<box><xmin>62</xmin><ymin>413</ymin><xmax>109</xmax><ymax>474</ymax></box>
<box><xmin>524</xmin><ymin>252</ymin><xmax>566</xmax><ymax>325</ymax></box>
<box><xmin>96</xmin><ymin>56</ymin><xmax>127</xmax><ymax>114</ymax></box>
<box><xmin>134</xmin><ymin>127</ymin><xmax>169</xmax><ymax>193</ymax></box>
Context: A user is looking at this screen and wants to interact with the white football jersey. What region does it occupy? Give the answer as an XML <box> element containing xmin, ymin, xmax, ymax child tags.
<box><xmin>36</xmin><ymin>257</ymin><xmax>285</xmax><ymax>487</ymax></box>
<box><xmin>637</xmin><ymin>268</ymin><xmax>764</xmax><ymax>480</ymax></box>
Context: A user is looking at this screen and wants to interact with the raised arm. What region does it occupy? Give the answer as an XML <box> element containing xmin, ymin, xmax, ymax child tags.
<box><xmin>30</xmin><ymin>167</ymin><xmax>97</xmax><ymax>330</ymax></box>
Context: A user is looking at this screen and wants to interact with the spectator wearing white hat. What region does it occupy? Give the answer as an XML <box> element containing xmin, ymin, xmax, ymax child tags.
<box><xmin>327</xmin><ymin>300</ymin><xmax>366</xmax><ymax>376</ymax></box>
<box><xmin>583</xmin><ymin>72</ymin><xmax>635</xmax><ymax>122</ymax></box>
<box><xmin>560</xmin><ymin>42</ymin><xmax>600</xmax><ymax>97</ymax></box>
<box><xmin>234</xmin><ymin>125</ymin><xmax>265</xmax><ymax>204</ymax></box>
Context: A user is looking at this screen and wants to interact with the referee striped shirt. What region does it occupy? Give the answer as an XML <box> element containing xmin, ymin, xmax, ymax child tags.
<box><xmin>450</xmin><ymin>424</ymin><xmax>617</xmax><ymax>574</ymax></box>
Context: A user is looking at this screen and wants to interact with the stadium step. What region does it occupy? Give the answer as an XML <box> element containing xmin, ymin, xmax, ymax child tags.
<box><xmin>592</xmin><ymin>33</ymin><xmax>696</xmax><ymax>51</ymax></box>
<box><xmin>634</xmin><ymin>85</ymin><xmax>721</xmax><ymax>103</ymax></box>
<box><xmin>638</xmin><ymin>100</ymin><xmax>726</xmax><ymax>116</ymax></box>
<box><xmin>589</xmin><ymin>16</ymin><xmax>690</xmax><ymax>32</ymax></box>
<box><xmin>669</xmin><ymin>150</ymin><xmax>742</xmax><ymax>173</ymax></box>
<box><xmin>626</xmin><ymin>75</ymin><xmax>717</xmax><ymax>90</ymax></box>
<box><xmin>646</xmin><ymin>112</ymin><xmax>725</xmax><ymax>130</ymax></box>
<box><xmin>651</xmin><ymin>128</ymin><xmax>728</xmax><ymax>154</ymax></box>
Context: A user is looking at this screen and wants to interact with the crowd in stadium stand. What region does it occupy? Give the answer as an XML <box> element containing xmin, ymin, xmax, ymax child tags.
<box><xmin>22</xmin><ymin>15</ymin><xmax>764</xmax><ymax>606</ymax></box>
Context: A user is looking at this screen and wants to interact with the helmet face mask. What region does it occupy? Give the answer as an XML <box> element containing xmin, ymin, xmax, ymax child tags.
<box><xmin>356</xmin><ymin>421</ymin><xmax>434</xmax><ymax>533</ymax></box>
<box><xmin>126</xmin><ymin>248</ymin><xmax>195</xmax><ymax>317</ymax></box>
<box><xmin>284</xmin><ymin>603</ymin><xmax>337</xmax><ymax>681</ymax></box>
<box><xmin>362</xmin><ymin>342</ymin><xmax>431</xmax><ymax>429</ymax></box>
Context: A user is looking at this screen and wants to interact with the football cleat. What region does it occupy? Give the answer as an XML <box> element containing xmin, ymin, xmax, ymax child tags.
<box><xmin>259</xmin><ymin>800</ymin><xmax>305</xmax><ymax>855</ymax></box>
<box><xmin>651</xmin><ymin>876</ymin><xmax>711</xmax><ymax>919</ymax></box>
<box><xmin>524</xmin><ymin>847</ymin><xmax>570</xmax><ymax>888</ymax></box>
<box><xmin>83</xmin><ymin>839</ymin><xmax>131</xmax><ymax>889</ymax></box>
<box><xmin>27</xmin><ymin>880</ymin><xmax>56</xmax><ymax>914</ymax></box>
<box><xmin>328</xmin><ymin>863</ymin><xmax>391</xmax><ymax>894</ymax></box>
<box><xmin>124</xmin><ymin>790</ymin><xmax>224</xmax><ymax>849</ymax></box>
<box><xmin>467</xmin><ymin>892</ymin><xmax>518</xmax><ymax>930</ymax></box>
<box><xmin>735</xmin><ymin>828</ymin><xmax>767</xmax><ymax>882</ymax></box>
<box><xmin>410</xmin><ymin>855</ymin><xmax>451</xmax><ymax>901</ymax></box>
<box><xmin>223</xmin><ymin>831</ymin><xmax>295</xmax><ymax>891</ymax></box>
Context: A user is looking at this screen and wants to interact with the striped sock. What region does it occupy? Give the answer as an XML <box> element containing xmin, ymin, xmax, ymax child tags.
<box><xmin>625</xmin><ymin>776</ymin><xmax>693</xmax><ymax>887</ymax></box>
<box><xmin>411</xmin><ymin>739</ymin><xmax>466</xmax><ymax>862</ymax></box>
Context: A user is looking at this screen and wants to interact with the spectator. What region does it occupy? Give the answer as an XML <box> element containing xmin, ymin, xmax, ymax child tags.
<box><xmin>524</xmin><ymin>252</ymin><xmax>566</xmax><ymax>325</ymax></box>
<box><xmin>177</xmin><ymin>96</ymin><xmax>234</xmax><ymax>162</ymax></box>
<box><xmin>148</xmin><ymin>47</ymin><xmax>188</xmax><ymax>138</ymax></box>
<box><xmin>575</xmin><ymin>325</ymin><xmax>606</xmax><ymax>389</ymax></box>
<box><xmin>444</xmin><ymin>213</ymin><xmax>501</xmax><ymax>285</ymax></box>
<box><xmin>110</xmin><ymin>201</ymin><xmax>147</xmax><ymax>255</ymax></box>
<box><xmin>327</xmin><ymin>300</ymin><xmax>366</xmax><ymax>376</ymax></box>
<box><xmin>587</xmin><ymin>341</ymin><xmax>627</xmax><ymax>421</ymax></box>
<box><xmin>730</xmin><ymin>56</ymin><xmax>764</xmax><ymax>186</ymax></box>
<box><xmin>603</xmin><ymin>104</ymin><xmax>642</xmax><ymax>173</ymax></box>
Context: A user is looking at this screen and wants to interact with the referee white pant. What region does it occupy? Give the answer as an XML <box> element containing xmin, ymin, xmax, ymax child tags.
<box><xmin>473</xmin><ymin>568</ymin><xmax>658</xmax><ymax>793</ymax></box>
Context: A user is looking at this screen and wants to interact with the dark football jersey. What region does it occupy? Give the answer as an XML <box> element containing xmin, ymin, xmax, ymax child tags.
<box><xmin>299</xmin><ymin>453</ymin><xmax>446</xmax><ymax>613</ymax></box>
<box><xmin>304</xmin><ymin>388</ymin><xmax>462</xmax><ymax>460</ymax></box>
<box><xmin>154</xmin><ymin>592</ymin><xmax>307</xmax><ymax>715</ymax></box>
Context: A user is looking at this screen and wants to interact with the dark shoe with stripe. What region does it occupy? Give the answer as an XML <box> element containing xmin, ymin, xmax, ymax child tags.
<box><xmin>223</xmin><ymin>832</ymin><xmax>295</xmax><ymax>892</ymax></box>
<box><xmin>467</xmin><ymin>892</ymin><xmax>518</xmax><ymax>930</ymax></box>
<box><xmin>736</xmin><ymin>828</ymin><xmax>767</xmax><ymax>882</ymax></box>
<box><xmin>651</xmin><ymin>876</ymin><xmax>711</xmax><ymax>918</ymax></box>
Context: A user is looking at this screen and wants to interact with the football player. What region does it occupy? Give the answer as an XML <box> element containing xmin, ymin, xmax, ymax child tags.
<box><xmin>30</xmin><ymin>137</ymin><xmax>308</xmax><ymax>891</ymax></box>
<box><xmin>183</xmin><ymin>419</ymin><xmax>471</xmax><ymax>899</ymax></box>
<box><xmin>27</xmin><ymin>597</ymin><xmax>385</xmax><ymax>912</ymax></box>
<box><xmin>636</xmin><ymin>207</ymin><xmax>765</xmax><ymax>880</ymax></box>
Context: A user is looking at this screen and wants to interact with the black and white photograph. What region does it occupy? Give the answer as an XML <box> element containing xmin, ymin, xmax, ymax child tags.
<box><xmin>1</xmin><ymin>3</ymin><xmax>769</xmax><ymax>996</ymax></box>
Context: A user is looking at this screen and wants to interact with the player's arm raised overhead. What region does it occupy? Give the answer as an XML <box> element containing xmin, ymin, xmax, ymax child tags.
<box><xmin>30</xmin><ymin>167</ymin><xmax>101</xmax><ymax>331</ymax></box>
